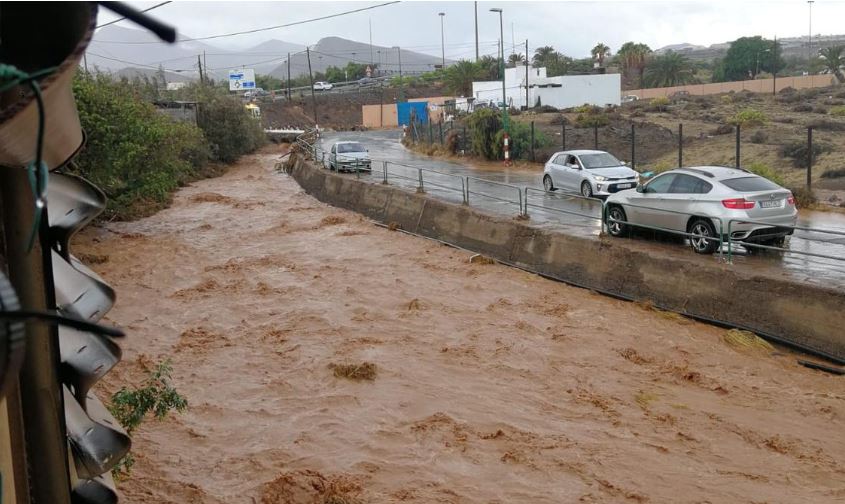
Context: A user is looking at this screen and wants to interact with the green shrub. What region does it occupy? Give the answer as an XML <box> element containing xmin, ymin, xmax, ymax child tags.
<box><xmin>746</xmin><ymin>162</ymin><xmax>785</xmax><ymax>186</ymax></box>
<box><xmin>649</xmin><ymin>96</ymin><xmax>669</xmax><ymax>112</ymax></box>
<box><xmin>493</xmin><ymin>121</ymin><xmax>551</xmax><ymax>160</ymax></box>
<box><xmin>464</xmin><ymin>108</ymin><xmax>501</xmax><ymax>160</ymax></box>
<box><xmin>192</xmin><ymin>86</ymin><xmax>266</xmax><ymax>163</ymax></box>
<box><xmin>830</xmin><ymin>106</ymin><xmax>845</xmax><ymax>117</ymax></box>
<box><xmin>71</xmin><ymin>73</ymin><xmax>210</xmax><ymax>219</ymax></box>
<box><xmin>821</xmin><ymin>168</ymin><xmax>845</xmax><ymax>179</ymax></box>
<box><xmin>574</xmin><ymin>112</ymin><xmax>609</xmax><ymax>128</ymax></box>
<box><xmin>789</xmin><ymin>186</ymin><xmax>817</xmax><ymax>208</ymax></box>
<box><xmin>779</xmin><ymin>140</ymin><xmax>833</xmax><ymax>168</ymax></box>
<box><xmin>728</xmin><ymin>108</ymin><xmax>767</xmax><ymax>127</ymax></box>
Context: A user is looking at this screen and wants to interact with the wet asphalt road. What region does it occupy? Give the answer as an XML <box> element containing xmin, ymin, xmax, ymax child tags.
<box><xmin>319</xmin><ymin>129</ymin><xmax>845</xmax><ymax>289</ymax></box>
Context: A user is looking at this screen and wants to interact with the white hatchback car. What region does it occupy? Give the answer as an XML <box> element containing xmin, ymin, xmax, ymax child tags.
<box><xmin>313</xmin><ymin>81</ymin><xmax>333</xmax><ymax>91</ymax></box>
<box><xmin>543</xmin><ymin>150</ymin><xmax>640</xmax><ymax>198</ymax></box>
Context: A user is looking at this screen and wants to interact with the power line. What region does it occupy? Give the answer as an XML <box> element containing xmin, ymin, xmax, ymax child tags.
<box><xmin>96</xmin><ymin>1</ymin><xmax>172</xmax><ymax>29</ymax></box>
<box><xmin>93</xmin><ymin>1</ymin><xmax>401</xmax><ymax>44</ymax></box>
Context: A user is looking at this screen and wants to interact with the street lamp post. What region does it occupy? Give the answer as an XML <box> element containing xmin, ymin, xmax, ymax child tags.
<box><xmin>438</xmin><ymin>12</ymin><xmax>445</xmax><ymax>69</ymax></box>
<box><xmin>490</xmin><ymin>6</ymin><xmax>509</xmax><ymax>158</ymax></box>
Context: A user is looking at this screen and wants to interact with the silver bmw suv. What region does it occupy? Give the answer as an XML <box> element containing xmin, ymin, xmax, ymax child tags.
<box><xmin>604</xmin><ymin>166</ymin><xmax>798</xmax><ymax>254</ymax></box>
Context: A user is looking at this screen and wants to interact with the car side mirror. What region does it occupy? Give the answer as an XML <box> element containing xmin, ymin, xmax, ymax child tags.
<box><xmin>636</xmin><ymin>184</ymin><xmax>644</xmax><ymax>193</ymax></box>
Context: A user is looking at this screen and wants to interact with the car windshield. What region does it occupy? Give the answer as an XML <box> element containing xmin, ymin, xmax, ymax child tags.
<box><xmin>721</xmin><ymin>176</ymin><xmax>780</xmax><ymax>192</ymax></box>
<box><xmin>579</xmin><ymin>153</ymin><xmax>622</xmax><ymax>169</ymax></box>
<box><xmin>337</xmin><ymin>143</ymin><xmax>366</xmax><ymax>153</ymax></box>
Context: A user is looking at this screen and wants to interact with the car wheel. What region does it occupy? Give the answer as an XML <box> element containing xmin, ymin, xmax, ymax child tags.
<box><xmin>606</xmin><ymin>205</ymin><xmax>628</xmax><ymax>237</ymax></box>
<box><xmin>581</xmin><ymin>181</ymin><xmax>594</xmax><ymax>198</ymax></box>
<box><xmin>543</xmin><ymin>175</ymin><xmax>555</xmax><ymax>192</ymax></box>
<box><xmin>688</xmin><ymin>218</ymin><xmax>719</xmax><ymax>254</ymax></box>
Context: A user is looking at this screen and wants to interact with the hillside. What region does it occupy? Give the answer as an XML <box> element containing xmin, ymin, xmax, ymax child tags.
<box><xmin>269</xmin><ymin>36</ymin><xmax>451</xmax><ymax>79</ymax></box>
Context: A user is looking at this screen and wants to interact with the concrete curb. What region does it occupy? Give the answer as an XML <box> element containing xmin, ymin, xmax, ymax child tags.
<box><xmin>288</xmin><ymin>154</ymin><xmax>845</xmax><ymax>362</ymax></box>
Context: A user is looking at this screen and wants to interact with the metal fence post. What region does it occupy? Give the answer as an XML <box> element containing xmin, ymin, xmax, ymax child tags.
<box><xmin>593</xmin><ymin>125</ymin><xmax>598</xmax><ymax>149</ymax></box>
<box><xmin>439</xmin><ymin>121</ymin><xmax>443</xmax><ymax>145</ymax></box>
<box><xmin>417</xmin><ymin>168</ymin><xmax>425</xmax><ymax>193</ymax></box>
<box><xmin>630</xmin><ymin>123</ymin><xmax>636</xmax><ymax>170</ymax></box>
<box><xmin>429</xmin><ymin>121</ymin><xmax>433</xmax><ymax>144</ymax></box>
<box><xmin>382</xmin><ymin>161</ymin><xmax>389</xmax><ymax>184</ymax></box>
<box><xmin>735</xmin><ymin>123</ymin><xmax>741</xmax><ymax>168</ymax></box>
<box><xmin>463</xmin><ymin>127</ymin><xmax>467</xmax><ymax>153</ymax></box>
<box><xmin>465</xmin><ymin>176</ymin><xmax>470</xmax><ymax>205</ymax></box>
<box><xmin>807</xmin><ymin>126</ymin><xmax>813</xmax><ymax>190</ymax></box>
<box><xmin>562</xmin><ymin>121</ymin><xmax>566</xmax><ymax>150</ymax></box>
<box><xmin>678</xmin><ymin>123</ymin><xmax>683</xmax><ymax>168</ymax></box>
<box><xmin>530</xmin><ymin>121</ymin><xmax>535</xmax><ymax>162</ymax></box>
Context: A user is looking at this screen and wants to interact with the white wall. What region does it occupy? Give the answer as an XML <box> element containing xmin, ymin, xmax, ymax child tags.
<box><xmin>472</xmin><ymin>66</ymin><xmax>549</xmax><ymax>109</ymax></box>
<box><xmin>532</xmin><ymin>74</ymin><xmax>621</xmax><ymax>109</ymax></box>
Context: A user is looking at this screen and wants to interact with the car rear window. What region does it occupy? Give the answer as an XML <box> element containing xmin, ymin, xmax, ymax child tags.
<box><xmin>579</xmin><ymin>153</ymin><xmax>622</xmax><ymax>169</ymax></box>
<box><xmin>721</xmin><ymin>176</ymin><xmax>780</xmax><ymax>192</ymax></box>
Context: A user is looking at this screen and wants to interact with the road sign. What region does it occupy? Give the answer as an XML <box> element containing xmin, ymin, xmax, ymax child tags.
<box><xmin>229</xmin><ymin>68</ymin><xmax>256</xmax><ymax>91</ymax></box>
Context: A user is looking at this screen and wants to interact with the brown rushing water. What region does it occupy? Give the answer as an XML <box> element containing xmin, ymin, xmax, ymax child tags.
<box><xmin>76</xmin><ymin>145</ymin><xmax>845</xmax><ymax>504</ymax></box>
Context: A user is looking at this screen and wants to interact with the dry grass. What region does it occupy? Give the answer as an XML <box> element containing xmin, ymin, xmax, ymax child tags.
<box><xmin>329</xmin><ymin>362</ymin><xmax>378</xmax><ymax>381</ymax></box>
<box><xmin>634</xmin><ymin>299</ymin><xmax>691</xmax><ymax>324</ymax></box>
<box><xmin>76</xmin><ymin>252</ymin><xmax>109</xmax><ymax>265</ymax></box>
<box><xmin>387</xmin><ymin>221</ymin><xmax>400</xmax><ymax>231</ymax></box>
<box><xmin>722</xmin><ymin>329</ymin><xmax>775</xmax><ymax>353</ymax></box>
<box><xmin>319</xmin><ymin>215</ymin><xmax>346</xmax><ymax>227</ymax></box>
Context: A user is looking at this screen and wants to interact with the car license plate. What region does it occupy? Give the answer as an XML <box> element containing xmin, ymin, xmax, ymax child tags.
<box><xmin>616</xmin><ymin>183</ymin><xmax>633</xmax><ymax>189</ymax></box>
<box><xmin>759</xmin><ymin>200</ymin><xmax>781</xmax><ymax>208</ymax></box>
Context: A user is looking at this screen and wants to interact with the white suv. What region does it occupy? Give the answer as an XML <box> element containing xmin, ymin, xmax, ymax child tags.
<box><xmin>543</xmin><ymin>150</ymin><xmax>639</xmax><ymax>198</ymax></box>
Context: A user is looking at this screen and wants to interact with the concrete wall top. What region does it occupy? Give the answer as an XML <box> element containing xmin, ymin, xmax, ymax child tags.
<box><xmin>628</xmin><ymin>74</ymin><xmax>837</xmax><ymax>99</ymax></box>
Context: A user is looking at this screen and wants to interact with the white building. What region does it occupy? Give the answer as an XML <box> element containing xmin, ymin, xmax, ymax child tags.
<box><xmin>472</xmin><ymin>67</ymin><xmax>621</xmax><ymax>109</ymax></box>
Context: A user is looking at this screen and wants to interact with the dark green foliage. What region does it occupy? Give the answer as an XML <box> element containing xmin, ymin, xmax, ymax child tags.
<box><xmin>465</xmin><ymin>108</ymin><xmax>501</xmax><ymax>160</ymax></box>
<box><xmin>193</xmin><ymin>87</ymin><xmax>266</xmax><ymax>163</ymax></box>
<box><xmin>720</xmin><ymin>36</ymin><xmax>783</xmax><ymax>81</ymax></box>
<box><xmin>71</xmin><ymin>73</ymin><xmax>210</xmax><ymax>219</ymax></box>
<box><xmin>821</xmin><ymin>168</ymin><xmax>845</xmax><ymax>179</ymax></box>
<box><xmin>494</xmin><ymin>121</ymin><xmax>550</xmax><ymax>160</ymax></box>
<box><xmin>779</xmin><ymin>140</ymin><xmax>832</xmax><ymax>168</ymax></box>
<box><xmin>643</xmin><ymin>51</ymin><xmax>696</xmax><ymax>88</ymax></box>
<box><xmin>108</xmin><ymin>359</ymin><xmax>187</xmax><ymax>478</ymax></box>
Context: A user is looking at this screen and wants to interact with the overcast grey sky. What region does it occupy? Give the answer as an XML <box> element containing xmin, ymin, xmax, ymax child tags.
<box><xmin>97</xmin><ymin>0</ymin><xmax>845</xmax><ymax>59</ymax></box>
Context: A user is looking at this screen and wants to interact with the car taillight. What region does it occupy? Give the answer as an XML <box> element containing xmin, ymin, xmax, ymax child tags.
<box><xmin>722</xmin><ymin>198</ymin><xmax>756</xmax><ymax>209</ymax></box>
<box><xmin>787</xmin><ymin>195</ymin><xmax>795</xmax><ymax>206</ymax></box>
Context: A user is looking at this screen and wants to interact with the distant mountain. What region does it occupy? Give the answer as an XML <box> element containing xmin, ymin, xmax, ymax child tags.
<box><xmin>115</xmin><ymin>67</ymin><xmax>194</xmax><ymax>83</ymax></box>
<box><xmin>85</xmin><ymin>26</ymin><xmax>304</xmax><ymax>80</ymax></box>
<box><xmin>654</xmin><ymin>43</ymin><xmax>706</xmax><ymax>54</ymax></box>
<box><xmin>268</xmin><ymin>36</ymin><xmax>450</xmax><ymax>80</ymax></box>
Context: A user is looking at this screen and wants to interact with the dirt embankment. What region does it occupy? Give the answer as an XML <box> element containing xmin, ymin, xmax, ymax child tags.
<box><xmin>77</xmin><ymin>145</ymin><xmax>845</xmax><ymax>503</ymax></box>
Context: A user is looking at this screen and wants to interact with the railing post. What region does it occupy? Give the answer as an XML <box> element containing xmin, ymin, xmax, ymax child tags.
<box><xmin>678</xmin><ymin>122</ymin><xmax>683</xmax><ymax>168</ymax></box>
<box><xmin>382</xmin><ymin>161</ymin><xmax>389</xmax><ymax>184</ymax></box>
<box><xmin>735</xmin><ymin>123</ymin><xmax>741</xmax><ymax>168</ymax></box>
<box><xmin>530</xmin><ymin>121</ymin><xmax>535</xmax><ymax>162</ymax></box>
<box><xmin>807</xmin><ymin>126</ymin><xmax>813</xmax><ymax>190</ymax></box>
<box><xmin>465</xmin><ymin>176</ymin><xmax>470</xmax><ymax>205</ymax></box>
<box><xmin>630</xmin><ymin>123</ymin><xmax>636</xmax><ymax>170</ymax></box>
<box><xmin>461</xmin><ymin>178</ymin><xmax>468</xmax><ymax>205</ymax></box>
<box><xmin>417</xmin><ymin>168</ymin><xmax>425</xmax><ymax>193</ymax></box>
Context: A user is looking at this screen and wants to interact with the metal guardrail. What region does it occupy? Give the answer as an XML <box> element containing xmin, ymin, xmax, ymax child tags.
<box><xmin>291</xmin><ymin>131</ymin><xmax>845</xmax><ymax>267</ymax></box>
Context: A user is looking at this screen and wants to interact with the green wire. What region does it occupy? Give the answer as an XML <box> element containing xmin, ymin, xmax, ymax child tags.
<box><xmin>0</xmin><ymin>64</ymin><xmax>56</xmax><ymax>252</ymax></box>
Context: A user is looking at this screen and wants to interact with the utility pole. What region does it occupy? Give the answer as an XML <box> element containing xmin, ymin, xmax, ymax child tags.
<box><xmin>203</xmin><ymin>50</ymin><xmax>207</xmax><ymax>81</ymax></box>
<box><xmin>490</xmin><ymin>8</ymin><xmax>508</xmax><ymax>134</ymax></box>
<box><xmin>773</xmin><ymin>35</ymin><xmax>778</xmax><ymax>94</ymax></box>
<box><xmin>286</xmin><ymin>52</ymin><xmax>291</xmax><ymax>102</ymax></box>
<box><xmin>397</xmin><ymin>46</ymin><xmax>404</xmax><ymax>102</ymax></box>
<box><xmin>525</xmin><ymin>39</ymin><xmax>529</xmax><ymax>109</ymax></box>
<box><xmin>306</xmin><ymin>47</ymin><xmax>318</xmax><ymax>125</ymax></box>
<box><xmin>474</xmin><ymin>1</ymin><xmax>479</xmax><ymax>62</ymax></box>
<box><xmin>808</xmin><ymin>1</ymin><xmax>814</xmax><ymax>68</ymax></box>
<box><xmin>369</xmin><ymin>18</ymin><xmax>374</xmax><ymax>65</ymax></box>
<box><xmin>439</xmin><ymin>12</ymin><xmax>446</xmax><ymax>69</ymax></box>
<box><xmin>197</xmin><ymin>54</ymin><xmax>204</xmax><ymax>84</ymax></box>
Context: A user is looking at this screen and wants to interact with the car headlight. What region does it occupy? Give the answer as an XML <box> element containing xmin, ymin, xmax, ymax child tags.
<box><xmin>593</xmin><ymin>175</ymin><xmax>607</xmax><ymax>182</ymax></box>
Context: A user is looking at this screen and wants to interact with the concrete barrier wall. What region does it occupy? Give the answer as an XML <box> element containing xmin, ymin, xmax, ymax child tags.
<box><xmin>289</xmin><ymin>155</ymin><xmax>845</xmax><ymax>362</ymax></box>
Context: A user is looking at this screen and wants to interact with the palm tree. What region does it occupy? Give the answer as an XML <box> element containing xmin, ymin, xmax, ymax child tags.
<box><xmin>443</xmin><ymin>60</ymin><xmax>484</xmax><ymax>96</ymax></box>
<box><xmin>819</xmin><ymin>45</ymin><xmax>845</xmax><ymax>83</ymax></box>
<box><xmin>643</xmin><ymin>51</ymin><xmax>696</xmax><ymax>88</ymax></box>
<box><xmin>617</xmin><ymin>42</ymin><xmax>652</xmax><ymax>88</ymax></box>
<box><xmin>533</xmin><ymin>46</ymin><xmax>557</xmax><ymax>67</ymax></box>
<box><xmin>591</xmin><ymin>43</ymin><xmax>611</xmax><ymax>67</ymax></box>
<box><xmin>507</xmin><ymin>52</ymin><xmax>525</xmax><ymax>67</ymax></box>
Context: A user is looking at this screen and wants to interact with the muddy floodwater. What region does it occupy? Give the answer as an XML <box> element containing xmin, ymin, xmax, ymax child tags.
<box><xmin>76</xmin><ymin>146</ymin><xmax>845</xmax><ymax>503</ymax></box>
